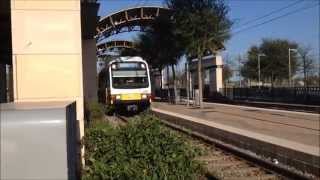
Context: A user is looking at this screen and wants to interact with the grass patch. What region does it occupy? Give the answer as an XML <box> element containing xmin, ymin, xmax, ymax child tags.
<box><xmin>83</xmin><ymin>113</ymin><xmax>204</xmax><ymax>180</ymax></box>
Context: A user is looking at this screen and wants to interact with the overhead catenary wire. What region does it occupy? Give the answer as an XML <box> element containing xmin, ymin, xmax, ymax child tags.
<box><xmin>232</xmin><ymin>0</ymin><xmax>303</xmax><ymax>29</ymax></box>
<box><xmin>232</xmin><ymin>2</ymin><xmax>320</xmax><ymax>36</ymax></box>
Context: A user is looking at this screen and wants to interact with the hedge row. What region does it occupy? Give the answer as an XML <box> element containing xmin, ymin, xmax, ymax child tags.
<box><xmin>83</xmin><ymin>113</ymin><xmax>203</xmax><ymax>180</ymax></box>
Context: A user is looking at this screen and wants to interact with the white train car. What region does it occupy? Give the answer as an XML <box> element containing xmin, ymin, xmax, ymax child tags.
<box><xmin>98</xmin><ymin>56</ymin><xmax>152</xmax><ymax>112</ymax></box>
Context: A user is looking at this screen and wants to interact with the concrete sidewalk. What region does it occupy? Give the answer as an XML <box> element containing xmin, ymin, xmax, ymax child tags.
<box><xmin>152</xmin><ymin>102</ymin><xmax>320</xmax><ymax>152</ymax></box>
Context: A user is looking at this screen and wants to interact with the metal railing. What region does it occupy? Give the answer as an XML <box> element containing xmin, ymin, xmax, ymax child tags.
<box><xmin>220</xmin><ymin>87</ymin><xmax>320</xmax><ymax>105</ymax></box>
<box><xmin>155</xmin><ymin>86</ymin><xmax>320</xmax><ymax>105</ymax></box>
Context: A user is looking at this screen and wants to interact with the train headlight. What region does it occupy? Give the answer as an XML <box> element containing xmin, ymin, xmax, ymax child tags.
<box><xmin>142</xmin><ymin>94</ymin><xmax>147</xmax><ymax>99</ymax></box>
<box><xmin>111</xmin><ymin>64</ymin><xmax>117</xmax><ymax>69</ymax></box>
<box><xmin>116</xmin><ymin>95</ymin><xmax>121</xmax><ymax>100</ymax></box>
<box><xmin>141</xmin><ymin>63</ymin><xmax>146</xmax><ymax>69</ymax></box>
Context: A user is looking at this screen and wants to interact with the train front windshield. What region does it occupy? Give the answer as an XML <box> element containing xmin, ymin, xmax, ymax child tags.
<box><xmin>111</xmin><ymin>62</ymin><xmax>149</xmax><ymax>89</ymax></box>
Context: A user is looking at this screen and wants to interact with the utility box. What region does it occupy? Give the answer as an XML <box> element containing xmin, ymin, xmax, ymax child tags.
<box><xmin>0</xmin><ymin>101</ymin><xmax>78</xmax><ymax>180</ymax></box>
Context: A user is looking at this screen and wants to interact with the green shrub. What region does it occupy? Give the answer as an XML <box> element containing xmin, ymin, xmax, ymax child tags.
<box><xmin>105</xmin><ymin>105</ymin><xmax>115</xmax><ymax>116</ymax></box>
<box><xmin>83</xmin><ymin>114</ymin><xmax>203</xmax><ymax>180</ymax></box>
<box><xmin>87</xmin><ymin>102</ymin><xmax>105</xmax><ymax>122</ymax></box>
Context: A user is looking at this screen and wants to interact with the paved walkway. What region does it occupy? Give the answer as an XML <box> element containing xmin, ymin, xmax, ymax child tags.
<box><xmin>152</xmin><ymin>102</ymin><xmax>320</xmax><ymax>149</ymax></box>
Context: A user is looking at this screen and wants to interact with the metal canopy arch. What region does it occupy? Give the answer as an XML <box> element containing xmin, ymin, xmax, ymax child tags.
<box><xmin>97</xmin><ymin>40</ymin><xmax>134</xmax><ymax>50</ymax></box>
<box><xmin>96</xmin><ymin>40</ymin><xmax>135</xmax><ymax>56</ymax></box>
<box><xmin>96</xmin><ymin>6</ymin><xmax>171</xmax><ymax>40</ymax></box>
<box><xmin>95</xmin><ymin>6</ymin><xmax>225</xmax><ymax>56</ymax></box>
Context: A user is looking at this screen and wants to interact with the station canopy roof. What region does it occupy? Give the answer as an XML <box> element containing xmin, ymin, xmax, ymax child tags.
<box><xmin>96</xmin><ymin>6</ymin><xmax>171</xmax><ymax>40</ymax></box>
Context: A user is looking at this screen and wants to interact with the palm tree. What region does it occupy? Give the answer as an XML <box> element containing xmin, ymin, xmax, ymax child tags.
<box><xmin>167</xmin><ymin>0</ymin><xmax>232</xmax><ymax>108</ymax></box>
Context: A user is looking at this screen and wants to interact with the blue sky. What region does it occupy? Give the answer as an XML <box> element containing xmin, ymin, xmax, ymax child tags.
<box><xmin>97</xmin><ymin>0</ymin><xmax>319</xmax><ymax>66</ymax></box>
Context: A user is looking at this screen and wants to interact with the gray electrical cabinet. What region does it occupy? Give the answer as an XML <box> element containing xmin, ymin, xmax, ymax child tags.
<box><xmin>0</xmin><ymin>101</ymin><xmax>78</xmax><ymax>180</ymax></box>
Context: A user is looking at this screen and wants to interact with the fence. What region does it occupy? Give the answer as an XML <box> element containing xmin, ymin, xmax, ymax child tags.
<box><xmin>155</xmin><ymin>87</ymin><xmax>320</xmax><ymax>105</ymax></box>
<box><xmin>221</xmin><ymin>87</ymin><xmax>320</xmax><ymax>105</ymax></box>
<box><xmin>155</xmin><ymin>85</ymin><xmax>227</xmax><ymax>102</ymax></box>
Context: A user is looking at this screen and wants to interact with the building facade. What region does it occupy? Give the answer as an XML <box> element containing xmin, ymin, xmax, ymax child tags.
<box><xmin>189</xmin><ymin>55</ymin><xmax>224</xmax><ymax>97</ymax></box>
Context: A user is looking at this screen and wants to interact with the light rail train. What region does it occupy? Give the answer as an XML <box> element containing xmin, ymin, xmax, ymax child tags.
<box><xmin>98</xmin><ymin>56</ymin><xmax>152</xmax><ymax>112</ymax></box>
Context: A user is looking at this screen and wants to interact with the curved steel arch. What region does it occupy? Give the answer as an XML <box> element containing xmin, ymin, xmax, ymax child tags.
<box><xmin>97</xmin><ymin>40</ymin><xmax>134</xmax><ymax>50</ymax></box>
<box><xmin>96</xmin><ymin>6</ymin><xmax>171</xmax><ymax>39</ymax></box>
<box><xmin>96</xmin><ymin>40</ymin><xmax>135</xmax><ymax>57</ymax></box>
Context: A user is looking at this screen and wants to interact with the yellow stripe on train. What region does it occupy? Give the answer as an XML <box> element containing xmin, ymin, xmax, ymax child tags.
<box><xmin>121</xmin><ymin>93</ymin><xmax>141</xmax><ymax>100</ymax></box>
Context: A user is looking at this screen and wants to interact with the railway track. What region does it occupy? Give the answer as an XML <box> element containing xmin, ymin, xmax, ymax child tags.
<box><xmin>205</xmin><ymin>100</ymin><xmax>320</xmax><ymax>114</ymax></box>
<box><xmin>114</xmin><ymin>113</ymin><xmax>315</xmax><ymax>180</ymax></box>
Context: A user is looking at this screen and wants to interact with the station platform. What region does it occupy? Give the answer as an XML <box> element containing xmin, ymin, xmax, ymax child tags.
<box><xmin>151</xmin><ymin>101</ymin><xmax>320</xmax><ymax>175</ymax></box>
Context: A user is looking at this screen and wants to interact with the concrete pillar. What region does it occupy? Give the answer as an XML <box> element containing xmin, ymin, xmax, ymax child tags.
<box><xmin>7</xmin><ymin>65</ymin><xmax>13</xmax><ymax>101</ymax></box>
<box><xmin>0</xmin><ymin>63</ymin><xmax>6</xmax><ymax>103</ymax></box>
<box><xmin>10</xmin><ymin>0</ymin><xmax>84</xmax><ymax>137</ymax></box>
<box><xmin>209</xmin><ymin>68</ymin><xmax>217</xmax><ymax>93</ymax></box>
<box><xmin>215</xmin><ymin>56</ymin><xmax>223</xmax><ymax>92</ymax></box>
<box><xmin>82</xmin><ymin>39</ymin><xmax>97</xmax><ymax>102</ymax></box>
<box><xmin>209</xmin><ymin>55</ymin><xmax>223</xmax><ymax>93</ymax></box>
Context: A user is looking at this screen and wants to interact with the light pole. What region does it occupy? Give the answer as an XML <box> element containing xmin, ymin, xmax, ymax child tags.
<box><xmin>237</xmin><ymin>55</ymin><xmax>242</xmax><ymax>87</ymax></box>
<box><xmin>258</xmin><ymin>54</ymin><xmax>266</xmax><ymax>88</ymax></box>
<box><xmin>288</xmin><ymin>48</ymin><xmax>297</xmax><ymax>87</ymax></box>
<box><xmin>185</xmin><ymin>61</ymin><xmax>190</xmax><ymax>107</ymax></box>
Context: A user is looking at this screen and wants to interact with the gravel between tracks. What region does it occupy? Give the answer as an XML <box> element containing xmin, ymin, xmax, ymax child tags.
<box><xmin>188</xmin><ymin>138</ymin><xmax>282</xmax><ymax>180</ymax></box>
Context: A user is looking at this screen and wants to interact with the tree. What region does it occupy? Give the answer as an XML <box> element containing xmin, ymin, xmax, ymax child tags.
<box><xmin>167</xmin><ymin>0</ymin><xmax>232</xmax><ymax>108</ymax></box>
<box><xmin>134</xmin><ymin>16</ymin><xmax>185</xmax><ymax>104</ymax></box>
<box><xmin>241</xmin><ymin>39</ymin><xmax>299</xmax><ymax>87</ymax></box>
<box><xmin>222</xmin><ymin>53</ymin><xmax>235</xmax><ymax>87</ymax></box>
<box><xmin>120</xmin><ymin>48</ymin><xmax>138</xmax><ymax>57</ymax></box>
<box><xmin>241</xmin><ymin>46</ymin><xmax>260</xmax><ymax>83</ymax></box>
<box><xmin>297</xmin><ymin>45</ymin><xmax>316</xmax><ymax>87</ymax></box>
<box><xmin>222</xmin><ymin>64</ymin><xmax>233</xmax><ymax>87</ymax></box>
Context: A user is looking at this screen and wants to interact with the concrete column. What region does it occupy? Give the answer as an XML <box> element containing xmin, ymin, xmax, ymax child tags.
<box><xmin>215</xmin><ymin>56</ymin><xmax>223</xmax><ymax>92</ymax></box>
<box><xmin>10</xmin><ymin>0</ymin><xmax>84</xmax><ymax>137</ymax></box>
<box><xmin>209</xmin><ymin>68</ymin><xmax>217</xmax><ymax>93</ymax></box>
<box><xmin>7</xmin><ymin>65</ymin><xmax>13</xmax><ymax>101</ymax></box>
<box><xmin>82</xmin><ymin>39</ymin><xmax>97</xmax><ymax>102</ymax></box>
<box><xmin>0</xmin><ymin>63</ymin><xmax>7</xmax><ymax>103</ymax></box>
<box><xmin>209</xmin><ymin>55</ymin><xmax>223</xmax><ymax>93</ymax></box>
